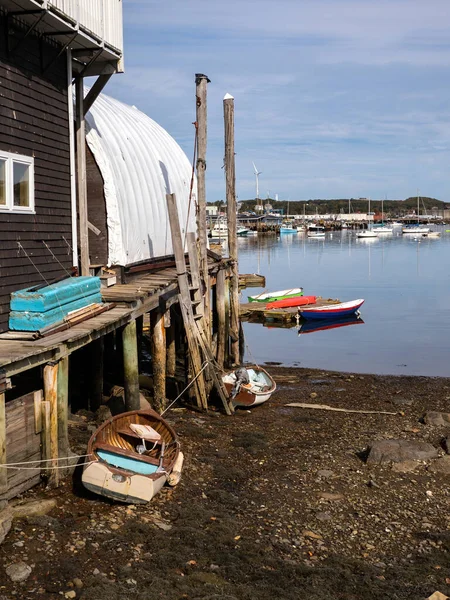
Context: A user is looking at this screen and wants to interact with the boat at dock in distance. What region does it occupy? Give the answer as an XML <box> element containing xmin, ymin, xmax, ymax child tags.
<box><xmin>222</xmin><ymin>366</ymin><xmax>276</xmax><ymax>407</ymax></box>
<box><xmin>373</xmin><ymin>225</ymin><xmax>393</xmax><ymax>234</ymax></box>
<box><xmin>211</xmin><ymin>219</ymin><xmax>249</xmax><ymax>237</ymax></box>
<box><xmin>266</xmin><ymin>295</ymin><xmax>316</xmax><ymax>309</ymax></box>
<box><xmin>402</xmin><ymin>224</ymin><xmax>430</xmax><ymax>234</ymax></box>
<box><xmin>307</xmin><ymin>225</ymin><xmax>325</xmax><ymax>238</ymax></box>
<box><xmin>299</xmin><ymin>299</ymin><xmax>365</xmax><ymax>320</ymax></box>
<box><xmin>356</xmin><ymin>229</ymin><xmax>378</xmax><ymax>238</ymax></box>
<box><xmin>248</xmin><ymin>287</ymin><xmax>303</xmax><ymax>303</ymax></box>
<box><xmin>82</xmin><ymin>409</ymin><xmax>181</xmax><ymax>504</ymax></box>
<box><xmin>279</xmin><ymin>221</ymin><xmax>296</xmax><ymax>233</ymax></box>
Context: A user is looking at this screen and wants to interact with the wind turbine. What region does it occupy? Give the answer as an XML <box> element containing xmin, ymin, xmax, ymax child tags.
<box><xmin>252</xmin><ymin>162</ymin><xmax>262</xmax><ymax>199</ymax></box>
<box><xmin>252</xmin><ymin>162</ymin><xmax>262</xmax><ymax>211</ymax></box>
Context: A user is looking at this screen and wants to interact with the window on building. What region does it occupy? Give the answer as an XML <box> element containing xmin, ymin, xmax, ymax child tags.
<box><xmin>0</xmin><ymin>151</ymin><xmax>34</xmax><ymax>213</ymax></box>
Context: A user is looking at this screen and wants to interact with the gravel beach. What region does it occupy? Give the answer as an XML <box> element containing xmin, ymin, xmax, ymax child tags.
<box><xmin>1</xmin><ymin>366</ymin><xmax>450</xmax><ymax>600</ymax></box>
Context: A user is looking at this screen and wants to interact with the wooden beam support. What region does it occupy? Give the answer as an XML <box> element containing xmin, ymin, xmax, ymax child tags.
<box><xmin>83</xmin><ymin>74</ymin><xmax>113</xmax><ymax>116</ymax></box>
<box><xmin>43</xmin><ymin>363</ymin><xmax>59</xmax><ymax>487</ymax></box>
<box><xmin>224</xmin><ymin>93</ymin><xmax>240</xmax><ymax>365</ymax></box>
<box><xmin>75</xmin><ymin>76</ymin><xmax>90</xmax><ymax>276</ymax></box>
<box><xmin>122</xmin><ymin>320</ymin><xmax>140</xmax><ymax>412</ymax></box>
<box><xmin>0</xmin><ymin>393</ymin><xmax>7</xmax><ymax>494</ymax></box>
<box><xmin>195</xmin><ymin>73</ymin><xmax>211</xmax><ymax>342</ymax></box>
<box><xmin>150</xmin><ymin>309</ymin><xmax>166</xmax><ymax>413</ymax></box>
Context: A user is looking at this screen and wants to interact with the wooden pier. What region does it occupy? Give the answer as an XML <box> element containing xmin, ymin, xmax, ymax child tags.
<box><xmin>0</xmin><ymin>250</ymin><xmax>241</xmax><ymax>500</ymax></box>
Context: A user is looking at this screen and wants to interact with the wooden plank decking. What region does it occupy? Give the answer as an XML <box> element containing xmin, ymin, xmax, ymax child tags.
<box><xmin>0</xmin><ymin>265</ymin><xmax>186</xmax><ymax>376</ymax></box>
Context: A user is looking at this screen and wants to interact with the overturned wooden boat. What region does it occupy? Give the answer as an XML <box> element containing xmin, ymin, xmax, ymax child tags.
<box><xmin>222</xmin><ymin>366</ymin><xmax>276</xmax><ymax>407</ymax></box>
<box><xmin>266</xmin><ymin>295</ymin><xmax>316</xmax><ymax>310</ymax></box>
<box><xmin>82</xmin><ymin>409</ymin><xmax>181</xmax><ymax>504</ymax></box>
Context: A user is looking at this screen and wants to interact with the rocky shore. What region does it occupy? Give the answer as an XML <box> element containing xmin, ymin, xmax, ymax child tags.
<box><xmin>1</xmin><ymin>366</ymin><xmax>450</xmax><ymax>599</ymax></box>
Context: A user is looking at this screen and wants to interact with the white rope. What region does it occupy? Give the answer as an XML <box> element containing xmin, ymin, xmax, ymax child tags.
<box><xmin>0</xmin><ymin>453</ymin><xmax>91</xmax><ymax>468</ymax></box>
<box><xmin>161</xmin><ymin>361</ymin><xmax>209</xmax><ymax>416</ymax></box>
<box><xmin>2</xmin><ymin>461</ymin><xmax>96</xmax><ymax>471</ymax></box>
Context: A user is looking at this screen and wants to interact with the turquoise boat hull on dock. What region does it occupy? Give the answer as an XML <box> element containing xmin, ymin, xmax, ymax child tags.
<box><xmin>9</xmin><ymin>276</ymin><xmax>102</xmax><ymax>331</ymax></box>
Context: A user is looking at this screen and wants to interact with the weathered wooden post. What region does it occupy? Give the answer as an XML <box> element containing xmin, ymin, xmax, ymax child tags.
<box><xmin>89</xmin><ymin>338</ymin><xmax>104</xmax><ymax>411</ymax></box>
<box><xmin>57</xmin><ymin>356</ymin><xmax>69</xmax><ymax>461</ymax></box>
<box><xmin>122</xmin><ymin>320</ymin><xmax>140</xmax><ymax>411</ymax></box>
<box><xmin>75</xmin><ymin>76</ymin><xmax>90</xmax><ymax>277</ymax></box>
<box><xmin>224</xmin><ymin>271</ymin><xmax>231</xmax><ymax>366</ymax></box>
<box><xmin>223</xmin><ymin>93</ymin><xmax>240</xmax><ymax>365</ymax></box>
<box><xmin>0</xmin><ymin>393</ymin><xmax>6</xmax><ymax>494</ymax></box>
<box><xmin>195</xmin><ymin>73</ymin><xmax>211</xmax><ymax>342</ymax></box>
<box><xmin>166</xmin><ymin>309</ymin><xmax>176</xmax><ymax>379</ymax></box>
<box><xmin>215</xmin><ymin>267</ymin><xmax>226</xmax><ymax>368</ymax></box>
<box><xmin>43</xmin><ymin>363</ymin><xmax>59</xmax><ymax>486</ymax></box>
<box><xmin>150</xmin><ymin>308</ymin><xmax>166</xmax><ymax>413</ymax></box>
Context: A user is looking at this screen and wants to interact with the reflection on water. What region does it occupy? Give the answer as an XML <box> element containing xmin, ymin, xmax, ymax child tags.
<box><xmin>237</xmin><ymin>228</ymin><xmax>450</xmax><ymax>376</ymax></box>
<box><xmin>297</xmin><ymin>315</ymin><xmax>365</xmax><ymax>335</ymax></box>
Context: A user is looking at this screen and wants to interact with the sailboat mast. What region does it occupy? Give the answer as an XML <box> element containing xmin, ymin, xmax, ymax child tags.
<box><xmin>417</xmin><ymin>189</ymin><xmax>419</xmax><ymax>224</ymax></box>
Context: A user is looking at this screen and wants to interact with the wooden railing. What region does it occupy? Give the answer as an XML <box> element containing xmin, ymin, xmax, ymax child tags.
<box><xmin>48</xmin><ymin>0</ymin><xmax>123</xmax><ymax>52</ymax></box>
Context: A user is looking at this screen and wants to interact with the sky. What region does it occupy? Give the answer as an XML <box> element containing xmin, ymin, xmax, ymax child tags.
<box><xmin>106</xmin><ymin>0</ymin><xmax>450</xmax><ymax>202</ymax></box>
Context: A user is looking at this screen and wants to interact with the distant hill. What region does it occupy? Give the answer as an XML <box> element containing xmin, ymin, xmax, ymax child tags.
<box><xmin>210</xmin><ymin>197</ymin><xmax>448</xmax><ymax>216</ymax></box>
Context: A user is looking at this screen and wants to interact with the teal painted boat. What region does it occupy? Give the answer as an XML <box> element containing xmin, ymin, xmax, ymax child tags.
<box><xmin>248</xmin><ymin>287</ymin><xmax>303</xmax><ymax>303</ymax></box>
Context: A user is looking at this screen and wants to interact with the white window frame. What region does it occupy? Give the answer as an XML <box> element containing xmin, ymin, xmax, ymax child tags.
<box><xmin>0</xmin><ymin>150</ymin><xmax>35</xmax><ymax>214</ymax></box>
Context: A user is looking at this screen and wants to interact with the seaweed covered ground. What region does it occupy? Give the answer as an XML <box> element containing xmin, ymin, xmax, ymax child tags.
<box><xmin>1</xmin><ymin>367</ymin><xmax>450</xmax><ymax>599</ymax></box>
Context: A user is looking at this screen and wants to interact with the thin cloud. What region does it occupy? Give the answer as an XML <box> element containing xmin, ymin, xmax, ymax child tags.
<box><xmin>105</xmin><ymin>0</ymin><xmax>450</xmax><ymax>200</ymax></box>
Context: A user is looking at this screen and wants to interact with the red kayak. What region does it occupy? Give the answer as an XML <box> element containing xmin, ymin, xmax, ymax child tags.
<box><xmin>266</xmin><ymin>295</ymin><xmax>316</xmax><ymax>309</ymax></box>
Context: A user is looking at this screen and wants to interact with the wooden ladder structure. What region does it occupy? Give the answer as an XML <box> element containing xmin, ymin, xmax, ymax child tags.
<box><xmin>166</xmin><ymin>194</ymin><xmax>234</xmax><ymax>415</ymax></box>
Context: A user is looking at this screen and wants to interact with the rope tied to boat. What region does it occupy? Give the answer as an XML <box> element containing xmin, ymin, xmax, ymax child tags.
<box><xmin>160</xmin><ymin>361</ymin><xmax>209</xmax><ymax>416</ymax></box>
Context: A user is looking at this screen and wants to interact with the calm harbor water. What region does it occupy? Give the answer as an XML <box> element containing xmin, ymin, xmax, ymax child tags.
<box><xmin>238</xmin><ymin>227</ymin><xmax>450</xmax><ymax>377</ymax></box>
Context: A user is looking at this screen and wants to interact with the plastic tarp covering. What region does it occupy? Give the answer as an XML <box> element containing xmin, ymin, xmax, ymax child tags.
<box><xmin>85</xmin><ymin>93</ymin><xmax>197</xmax><ymax>266</ymax></box>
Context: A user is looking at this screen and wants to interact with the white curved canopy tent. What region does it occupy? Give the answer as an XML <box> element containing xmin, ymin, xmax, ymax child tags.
<box><xmin>85</xmin><ymin>93</ymin><xmax>197</xmax><ymax>267</ymax></box>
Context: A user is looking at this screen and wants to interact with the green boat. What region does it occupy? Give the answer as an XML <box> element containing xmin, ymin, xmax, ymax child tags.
<box><xmin>248</xmin><ymin>287</ymin><xmax>304</xmax><ymax>303</ymax></box>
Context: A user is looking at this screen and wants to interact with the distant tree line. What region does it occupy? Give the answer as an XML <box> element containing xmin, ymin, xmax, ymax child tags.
<box><xmin>209</xmin><ymin>197</ymin><xmax>448</xmax><ymax>216</ymax></box>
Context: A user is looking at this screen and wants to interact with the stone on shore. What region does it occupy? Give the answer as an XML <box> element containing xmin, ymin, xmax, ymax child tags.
<box><xmin>11</xmin><ymin>498</ymin><xmax>57</xmax><ymax>519</ymax></box>
<box><xmin>0</xmin><ymin>506</ymin><xmax>13</xmax><ymax>545</ymax></box>
<box><xmin>5</xmin><ymin>561</ymin><xmax>32</xmax><ymax>582</ymax></box>
<box><xmin>422</xmin><ymin>412</ymin><xmax>450</xmax><ymax>427</ymax></box>
<box><xmin>427</xmin><ymin>455</ymin><xmax>450</xmax><ymax>476</ymax></box>
<box><xmin>366</xmin><ymin>439</ymin><xmax>439</xmax><ymax>464</ymax></box>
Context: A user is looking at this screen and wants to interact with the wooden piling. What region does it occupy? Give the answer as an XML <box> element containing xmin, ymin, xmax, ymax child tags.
<box><xmin>122</xmin><ymin>320</ymin><xmax>140</xmax><ymax>411</ymax></box>
<box><xmin>150</xmin><ymin>309</ymin><xmax>166</xmax><ymax>413</ymax></box>
<box><xmin>57</xmin><ymin>356</ymin><xmax>69</xmax><ymax>461</ymax></box>
<box><xmin>215</xmin><ymin>268</ymin><xmax>226</xmax><ymax>369</ymax></box>
<box><xmin>0</xmin><ymin>393</ymin><xmax>7</xmax><ymax>494</ymax></box>
<box><xmin>89</xmin><ymin>338</ymin><xmax>104</xmax><ymax>411</ymax></box>
<box><xmin>223</xmin><ymin>93</ymin><xmax>240</xmax><ymax>365</ymax></box>
<box><xmin>166</xmin><ymin>313</ymin><xmax>176</xmax><ymax>379</ymax></box>
<box><xmin>224</xmin><ymin>271</ymin><xmax>231</xmax><ymax>367</ymax></box>
<box><xmin>43</xmin><ymin>363</ymin><xmax>59</xmax><ymax>486</ymax></box>
<box><xmin>40</xmin><ymin>400</ymin><xmax>51</xmax><ymax>481</ymax></box>
<box><xmin>195</xmin><ymin>73</ymin><xmax>211</xmax><ymax>342</ymax></box>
